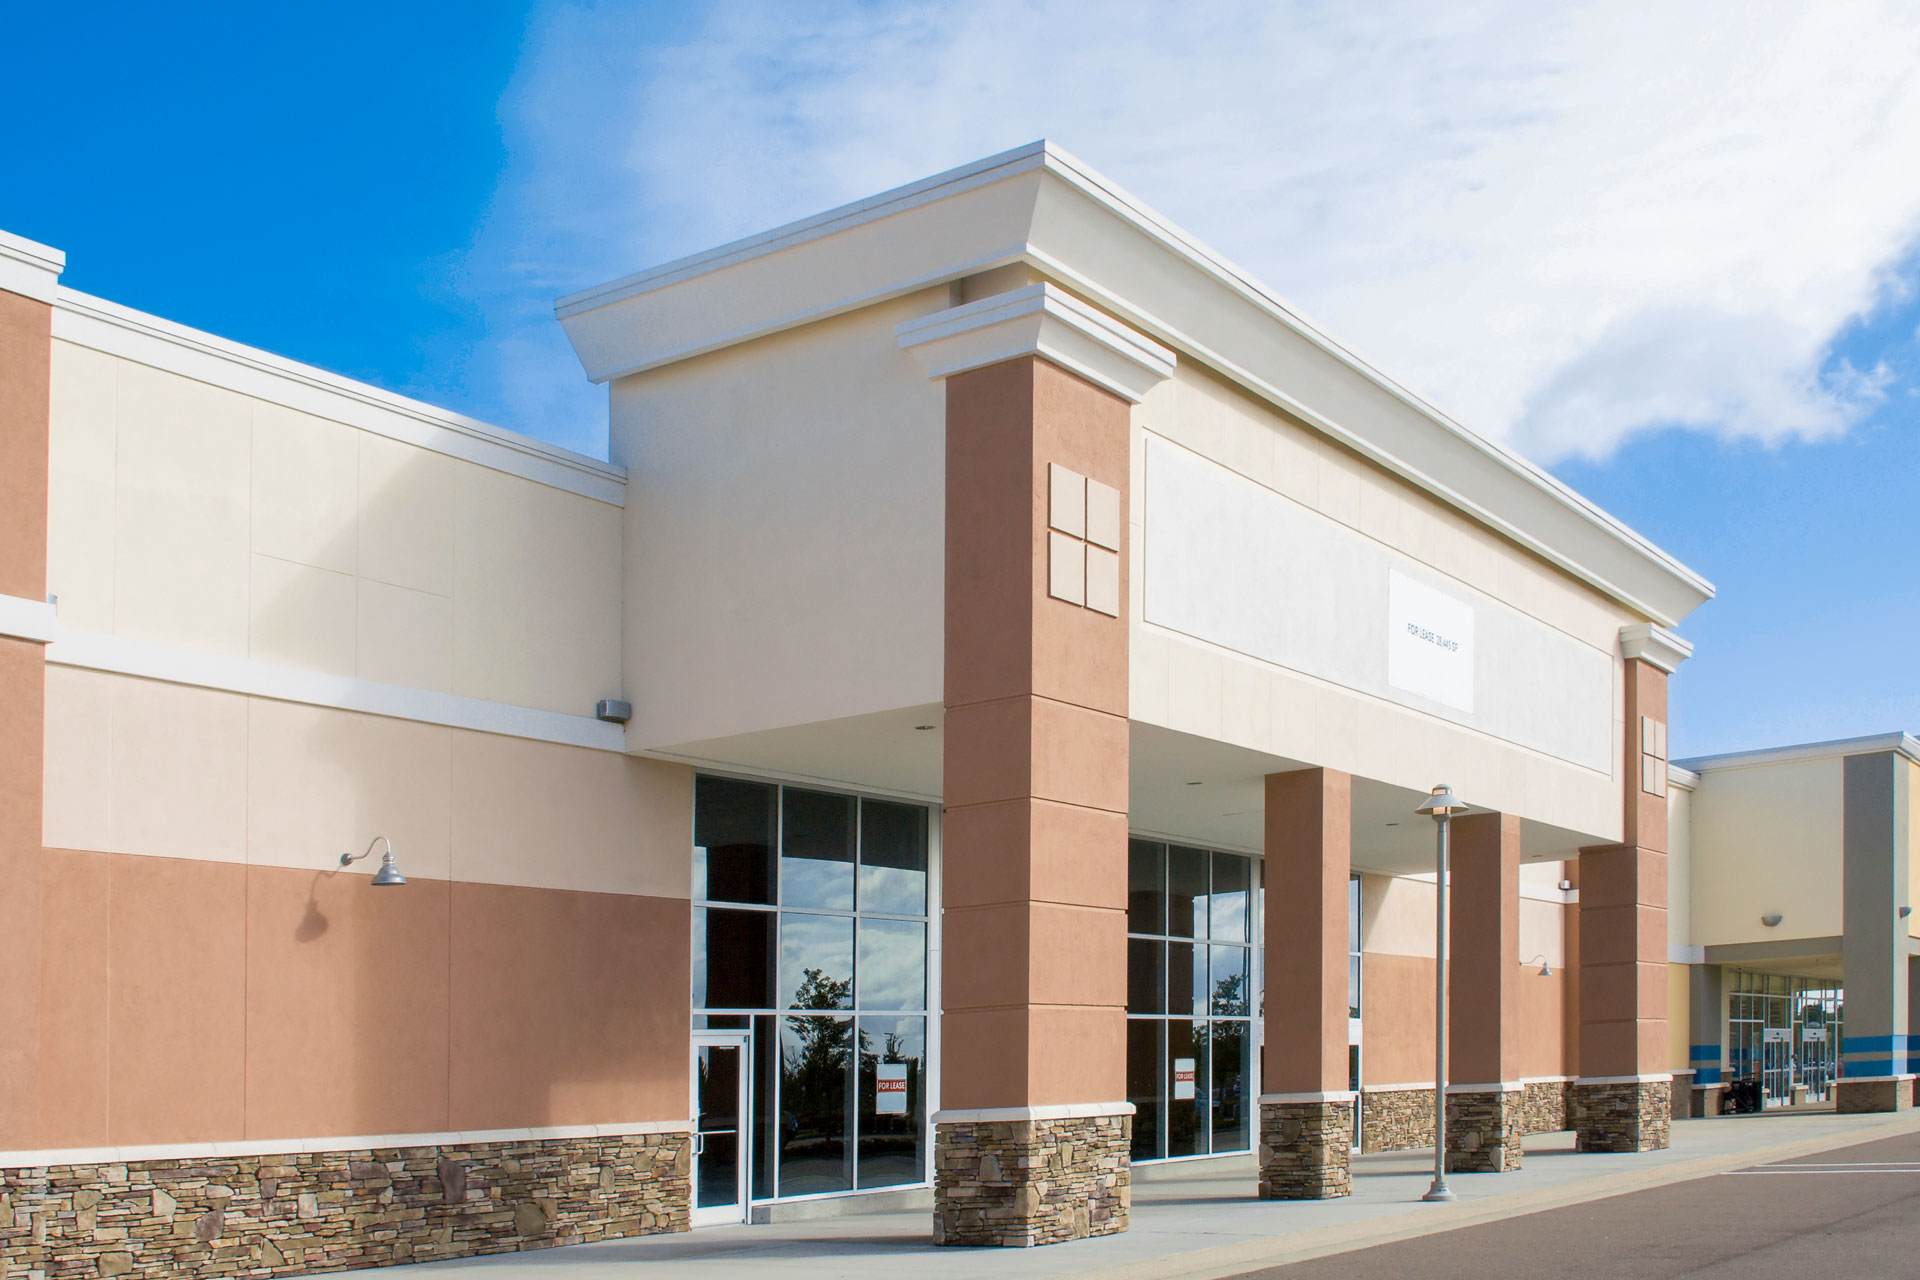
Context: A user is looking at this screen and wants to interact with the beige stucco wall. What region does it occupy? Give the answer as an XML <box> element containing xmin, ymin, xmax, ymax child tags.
<box><xmin>608</xmin><ymin>291</ymin><xmax>948</xmax><ymax>751</ymax></box>
<box><xmin>46</xmin><ymin>340</ymin><xmax>623</xmax><ymax>718</ymax></box>
<box><xmin>1668</xmin><ymin>962</ymin><xmax>1690</xmax><ymax>1074</ymax></box>
<box><xmin>1668</xmin><ymin>780</ymin><xmax>1693</xmax><ymax>947</ymax></box>
<box><xmin>1909</xmin><ymin>758</ymin><xmax>1920</xmax><ymax>939</ymax></box>
<box><xmin>1128</xmin><ymin>362</ymin><xmax>1633</xmax><ymax>844</ymax></box>
<box><xmin>42</xmin><ymin>666</ymin><xmax>692</xmax><ymax>898</ymax></box>
<box><xmin>1688</xmin><ymin>756</ymin><xmax>1844</xmax><ymax>947</ymax></box>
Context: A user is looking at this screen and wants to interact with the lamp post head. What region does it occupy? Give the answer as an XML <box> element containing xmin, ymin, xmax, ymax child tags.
<box><xmin>1415</xmin><ymin>784</ymin><xmax>1469</xmax><ymax>818</ymax></box>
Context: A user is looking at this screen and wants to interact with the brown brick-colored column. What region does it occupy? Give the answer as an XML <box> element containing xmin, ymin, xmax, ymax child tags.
<box><xmin>936</xmin><ymin>354</ymin><xmax>1133</xmax><ymax>1246</ymax></box>
<box><xmin>1258</xmin><ymin>768</ymin><xmax>1354</xmax><ymax>1199</ymax></box>
<box><xmin>0</xmin><ymin>256</ymin><xmax>55</xmax><ymax>1150</ymax></box>
<box><xmin>1447</xmin><ymin>812</ymin><xmax>1523</xmax><ymax>1172</ymax></box>
<box><xmin>1575</xmin><ymin>657</ymin><xmax>1672</xmax><ymax>1151</ymax></box>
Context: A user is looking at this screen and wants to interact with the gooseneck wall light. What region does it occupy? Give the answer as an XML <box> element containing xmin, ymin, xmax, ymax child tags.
<box><xmin>1415</xmin><ymin>783</ymin><xmax>1471</xmax><ymax>1204</ymax></box>
<box><xmin>340</xmin><ymin>836</ymin><xmax>407</xmax><ymax>886</ymax></box>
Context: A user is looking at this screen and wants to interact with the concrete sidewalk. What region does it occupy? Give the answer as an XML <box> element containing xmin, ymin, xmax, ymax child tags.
<box><xmin>359</xmin><ymin>1110</ymin><xmax>1920</xmax><ymax>1279</ymax></box>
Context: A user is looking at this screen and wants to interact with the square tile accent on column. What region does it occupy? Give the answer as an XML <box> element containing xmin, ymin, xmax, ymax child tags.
<box><xmin>1050</xmin><ymin>463</ymin><xmax>1086</xmax><ymax>538</ymax></box>
<box><xmin>1640</xmin><ymin>715</ymin><xmax>1669</xmax><ymax>797</ymax></box>
<box><xmin>1085</xmin><ymin>546</ymin><xmax>1120</xmax><ymax>617</ymax></box>
<box><xmin>1049</xmin><ymin>530</ymin><xmax>1086</xmax><ymax>605</ymax></box>
<box><xmin>1085</xmin><ymin>478</ymin><xmax>1121</xmax><ymax>550</ymax></box>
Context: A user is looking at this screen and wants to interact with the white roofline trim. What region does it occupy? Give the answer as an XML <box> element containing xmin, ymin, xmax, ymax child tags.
<box><xmin>1620</xmin><ymin>622</ymin><xmax>1693</xmax><ymax>673</ymax></box>
<box><xmin>54</xmin><ymin>289</ymin><xmax>627</xmax><ymax>506</ymax></box>
<box><xmin>47</xmin><ymin>627</ymin><xmax>627</xmax><ymax>753</ymax></box>
<box><xmin>1676</xmin><ymin>732</ymin><xmax>1920</xmax><ymax>773</ymax></box>
<box><xmin>558</xmin><ymin>141</ymin><xmax>1712</xmax><ymax>627</ymax></box>
<box><xmin>1668</xmin><ymin>762</ymin><xmax>1701</xmax><ymax>790</ymax></box>
<box><xmin>895</xmin><ymin>282</ymin><xmax>1174</xmax><ymax>403</ymax></box>
<box><xmin>0</xmin><ymin>593</ymin><xmax>56</xmax><ymax>645</ymax></box>
<box><xmin>0</xmin><ymin>228</ymin><xmax>64</xmax><ymax>304</ymax></box>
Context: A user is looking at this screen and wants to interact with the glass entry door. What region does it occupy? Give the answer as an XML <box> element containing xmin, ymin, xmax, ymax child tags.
<box><xmin>692</xmin><ymin>1031</ymin><xmax>751</xmax><ymax>1226</ymax></box>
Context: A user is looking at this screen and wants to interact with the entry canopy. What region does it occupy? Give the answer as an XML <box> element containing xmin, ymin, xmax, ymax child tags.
<box><xmin>558</xmin><ymin>141</ymin><xmax>1713</xmax><ymax>629</ymax></box>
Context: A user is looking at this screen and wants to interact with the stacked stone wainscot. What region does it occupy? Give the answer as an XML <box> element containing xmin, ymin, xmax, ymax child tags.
<box><xmin>0</xmin><ymin>1128</ymin><xmax>689</xmax><ymax>1278</ymax></box>
<box><xmin>933</xmin><ymin>1114</ymin><xmax>1129</xmax><ymax>1247</ymax></box>
<box><xmin>1573</xmin><ymin>1079</ymin><xmax>1672</xmax><ymax>1152</ymax></box>
<box><xmin>1257</xmin><ymin>1100</ymin><xmax>1352</xmax><ymax>1199</ymax></box>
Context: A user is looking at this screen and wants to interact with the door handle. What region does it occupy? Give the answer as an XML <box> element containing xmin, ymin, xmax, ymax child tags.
<box><xmin>692</xmin><ymin>1132</ymin><xmax>705</xmax><ymax>1157</ymax></box>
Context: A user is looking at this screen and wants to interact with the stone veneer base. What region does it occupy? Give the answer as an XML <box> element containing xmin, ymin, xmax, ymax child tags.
<box><xmin>932</xmin><ymin>1115</ymin><xmax>1129</xmax><ymax>1247</ymax></box>
<box><xmin>1573</xmin><ymin>1080</ymin><xmax>1671</xmax><ymax>1153</ymax></box>
<box><xmin>0</xmin><ymin>1130</ymin><xmax>689</xmax><ymax>1279</ymax></box>
<box><xmin>1445</xmin><ymin>1090</ymin><xmax>1523</xmax><ymax>1173</ymax></box>
<box><xmin>1360</xmin><ymin>1082</ymin><xmax>1569</xmax><ymax>1155</ymax></box>
<box><xmin>1258</xmin><ymin>1101</ymin><xmax>1352</xmax><ymax>1199</ymax></box>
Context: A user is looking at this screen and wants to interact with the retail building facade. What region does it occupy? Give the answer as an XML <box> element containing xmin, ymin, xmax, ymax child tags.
<box><xmin>0</xmin><ymin>144</ymin><xmax>1893</xmax><ymax>1274</ymax></box>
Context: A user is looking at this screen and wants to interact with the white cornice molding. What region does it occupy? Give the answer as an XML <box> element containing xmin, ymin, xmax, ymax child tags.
<box><xmin>0</xmin><ymin>593</ymin><xmax>56</xmax><ymax>644</ymax></box>
<box><xmin>556</xmin><ymin>141</ymin><xmax>1713</xmax><ymax>627</ymax></box>
<box><xmin>53</xmin><ymin>290</ymin><xmax>627</xmax><ymax>507</ymax></box>
<box><xmin>894</xmin><ymin>283</ymin><xmax>1174</xmax><ymax>403</ymax></box>
<box><xmin>1677</xmin><ymin>732</ymin><xmax>1920</xmax><ymax>774</ymax></box>
<box><xmin>46</xmin><ymin>627</ymin><xmax>627</xmax><ymax>753</ymax></box>
<box><xmin>1619</xmin><ymin>622</ymin><xmax>1693</xmax><ymax>673</ymax></box>
<box><xmin>1668</xmin><ymin>762</ymin><xmax>1701</xmax><ymax>791</ymax></box>
<box><xmin>0</xmin><ymin>228</ymin><xmax>64</xmax><ymax>304</ymax></box>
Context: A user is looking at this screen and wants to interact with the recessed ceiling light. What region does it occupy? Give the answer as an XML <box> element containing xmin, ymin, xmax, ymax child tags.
<box><xmin>1186</xmin><ymin>781</ymin><xmax>1203</xmax><ymax>786</ymax></box>
<box><xmin>1385</xmin><ymin>822</ymin><xmax>1399</xmax><ymax>827</ymax></box>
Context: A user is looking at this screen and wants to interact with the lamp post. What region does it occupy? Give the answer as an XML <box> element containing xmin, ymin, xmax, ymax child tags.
<box><xmin>1416</xmin><ymin>784</ymin><xmax>1469</xmax><ymax>1203</ymax></box>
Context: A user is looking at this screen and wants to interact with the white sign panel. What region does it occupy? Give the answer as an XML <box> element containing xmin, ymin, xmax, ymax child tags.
<box><xmin>876</xmin><ymin>1063</ymin><xmax>908</xmax><ymax>1114</ymax></box>
<box><xmin>1172</xmin><ymin>1058</ymin><xmax>1196</xmax><ymax>1101</ymax></box>
<box><xmin>1803</xmin><ymin>1026</ymin><xmax>1827</xmax><ymax>1043</ymax></box>
<box><xmin>1386</xmin><ymin>571</ymin><xmax>1475</xmax><ymax>713</ymax></box>
<box><xmin>1763</xmin><ymin>1027</ymin><xmax>1791</xmax><ymax>1044</ymax></box>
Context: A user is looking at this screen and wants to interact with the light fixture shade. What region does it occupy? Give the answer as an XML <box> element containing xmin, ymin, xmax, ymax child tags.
<box><xmin>1415</xmin><ymin>784</ymin><xmax>1469</xmax><ymax>817</ymax></box>
<box><xmin>370</xmin><ymin>850</ymin><xmax>407</xmax><ymax>887</ymax></box>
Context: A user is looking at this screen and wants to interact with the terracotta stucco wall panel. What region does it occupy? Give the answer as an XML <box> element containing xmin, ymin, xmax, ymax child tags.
<box><xmin>1450</xmin><ymin>812</ymin><xmax>1521</xmax><ymax>1084</ymax></box>
<box><xmin>245</xmin><ymin>865</ymin><xmax>452</xmax><ymax>1140</ymax></box>
<box><xmin>1023</xmin><ymin>1005</ymin><xmax>1126</xmax><ymax>1106</ymax></box>
<box><xmin>448</xmin><ymin>883</ymin><xmax>689</xmax><ymax>1130</ymax></box>
<box><xmin>1514</xmin><ymin>963</ymin><xmax>1568</xmax><ymax>1079</ymax></box>
<box><xmin>1361</xmin><ymin>953</ymin><xmax>1436</xmax><ymax>1085</ymax></box>
<box><xmin>0</xmin><ymin>291</ymin><xmax>50</xmax><ymax>600</ymax></box>
<box><xmin>1029</xmin><ymin>801</ymin><xmax>1129</xmax><ymax>911</ymax></box>
<box><xmin>1028</xmin><ymin>698</ymin><xmax>1129</xmax><ymax>812</ymax></box>
<box><xmin>0</xmin><ymin>639</ymin><xmax>45</xmax><ymax>1147</ymax></box>
<box><xmin>108</xmin><ymin>855</ymin><xmax>248</xmax><ymax>1146</ymax></box>
<box><xmin>1264</xmin><ymin>768</ymin><xmax>1351</xmax><ymax>1093</ymax></box>
<box><xmin>942</xmin><ymin>697</ymin><xmax>1032</xmax><ymax>808</ymax></box>
<box><xmin>941</xmin><ymin>903</ymin><xmax>1034</xmax><ymax>1011</ymax></box>
<box><xmin>939</xmin><ymin>1009</ymin><xmax>1031</xmax><ymax>1110</ymax></box>
<box><xmin>1026</xmin><ymin>903</ymin><xmax>1127</xmax><ymax>1009</ymax></box>
<box><xmin>945</xmin><ymin>360</ymin><xmax>1036</xmax><ymax>707</ymax></box>
<box><xmin>37</xmin><ymin>848</ymin><xmax>111</xmax><ymax>1148</ymax></box>
<box><xmin>940</xmin><ymin>800</ymin><xmax>1035</xmax><ymax>909</ymax></box>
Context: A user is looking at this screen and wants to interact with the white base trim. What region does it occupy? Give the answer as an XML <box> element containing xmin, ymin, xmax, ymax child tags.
<box><xmin>1446</xmin><ymin>1082</ymin><xmax>1525</xmax><ymax>1094</ymax></box>
<box><xmin>934</xmin><ymin>1102</ymin><xmax>1134</xmax><ymax>1124</ymax></box>
<box><xmin>0</xmin><ymin>593</ymin><xmax>56</xmax><ymax>644</ymax></box>
<box><xmin>1519</xmin><ymin>1075</ymin><xmax>1577</xmax><ymax>1084</ymax></box>
<box><xmin>1575</xmin><ymin>1074</ymin><xmax>1673</xmax><ymax>1086</ymax></box>
<box><xmin>47</xmin><ymin>627</ymin><xmax>625</xmax><ymax>752</ymax></box>
<box><xmin>1258</xmin><ymin>1091</ymin><xmax>1355</xmax><ymax>1105</ymax></box>
<box><xmin>1364</xmin><ymin>1081</ymin><xmax>1437</xmax><ymax>1093</ymax></box>
<box><xmin>0</xmin><ymin>1120</ymin><xmax>692</xmax><ymax>1172</ymax></box>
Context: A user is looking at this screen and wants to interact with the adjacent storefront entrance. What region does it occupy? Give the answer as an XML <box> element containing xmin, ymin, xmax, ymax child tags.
<box><xmin>692</xmin><ymin>1031</ymin><xmax>752</xmax><ymax>1226</ymax></box>
<box><xmin>1727</xmin><ymin>971</ymin><xmax>1844</xmax><ymax>1107</ymax></box>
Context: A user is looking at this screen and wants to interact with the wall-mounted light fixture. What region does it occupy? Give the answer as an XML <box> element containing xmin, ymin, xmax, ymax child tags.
<box><xmin>1526</xmin><ymin>954</ymin><xmax>1553</xmax><ymax>977</ymax></box>
<box><xmin>1902</xmin><ymin>907</ymin><xmax>1913</xmax><ymax>920</ymax></box>
<box><xmin>340</xmin><ymin>836</ymin><xmax>406</xmax><ymax>887</ymax></box>
<box><xmin>1760</xmin><ymin>914</ymin><xmax>1782</xmax><ymax>928</ymax></box>
<box><xmin>595</xmin><ymin>699</ymin><xmax>632</xmax><ymax>724</ymax></box>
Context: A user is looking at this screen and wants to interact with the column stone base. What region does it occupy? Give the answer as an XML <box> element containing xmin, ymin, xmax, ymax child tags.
<box><xmin>1835</xmin><ymin>1076</ymin><xmax>1916</xmax><ymax>1114</ymax></box>
<box><xmin>1257</xmin><ymin>1099</ymin><xmax>1353</xmax><ymax>1199</ymax></box>
<box><xmin>1446</xmin><ymin>1089</ymin><xmax>1524</xmax><ymax>1172</ymax></box>
<box><xmin>1573</xmin><ymin>1079</ymin><xmax>1671</xmax><ymax>1152</ymax></box>
<box><xmin>1691</xmin><ymin>1082</ymin><xmax>1727</xmax><ymax>1117</ymax></box>
<box><xmin>932</xmin><ymin>1113</ymin><xmax>1130</xmax><ymax>1247</ymax></box>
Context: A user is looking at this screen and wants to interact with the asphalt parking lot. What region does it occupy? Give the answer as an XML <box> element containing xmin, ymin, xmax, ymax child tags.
<box><xmin>1242</xmin><ymin>1127</ymin><xmax>1920</xmax><ymax>1279</ymax></box>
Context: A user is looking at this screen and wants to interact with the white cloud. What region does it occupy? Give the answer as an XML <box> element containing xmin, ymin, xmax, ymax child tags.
<box><xmin>473</xmin><ymin>0</ymin><xmax>1920</xmax><ymax>463</ymax></box>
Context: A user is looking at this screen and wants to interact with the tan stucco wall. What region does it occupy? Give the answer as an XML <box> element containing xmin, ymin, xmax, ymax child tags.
<box><xmin>1129</xmin><ymin>362</ymin><xmax>1634</xmax><ymax>844</ymax></box>
<box><xmin>1909</xmin><ymin>759</ymin><xmax>1920</xmax><ymax>939</ymax></box>
<box><xmin>1668</xmin><ymin>781</ymin><xmax>1693</xmax><ymax>947</ymax></box>
<box><xmin>1688</xmin><ymin>757</ymin><xmax>1844</xmax><ymax>947</ymax></box>
<box><xmin>43</xmin><ymin>666</ymin><xmax>691</xmax><ymax>898</ymax></box>
<box><xmin>1668</xmin><ymin>962</ymin><xmax>1690</xmax><ymax>1074</ymax></box>
<box><xmin>47</xmin><ymin>340</ymin><xmax>622</xmax><ymax>718</ymax></box>
<box><xmin>609</xmin><ymin>291</ymin><xmax>947</xmax><ymax>751</ymax></box>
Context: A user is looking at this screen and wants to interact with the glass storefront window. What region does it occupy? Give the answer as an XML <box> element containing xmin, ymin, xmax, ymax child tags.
<box><xmin>1126</xmin><ymin>840</ymin><xmax>1255</xmax><ymax>1162</ymax></box>
<box><xmin>695</xmin><ymin>776</ymin><xmax>776</xmax><ymax>905</ymax></box>
<box><xmin>694</xmin><ymin>776</ymin><xmax>933</xmax><ymax>1201</ymax></box>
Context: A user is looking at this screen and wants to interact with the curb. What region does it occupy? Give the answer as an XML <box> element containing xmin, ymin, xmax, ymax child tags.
<box><xmin>1089</xmin><ymin>1112</ymin><xmax>1920</xmax><ymax>1280</ymax></box>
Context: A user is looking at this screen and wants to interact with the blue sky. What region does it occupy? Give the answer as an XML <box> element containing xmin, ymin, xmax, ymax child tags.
<box><xmin>5</xmin><ymin>1</ymin><xmax>1919</xmax><ymax>759</ymax></box>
